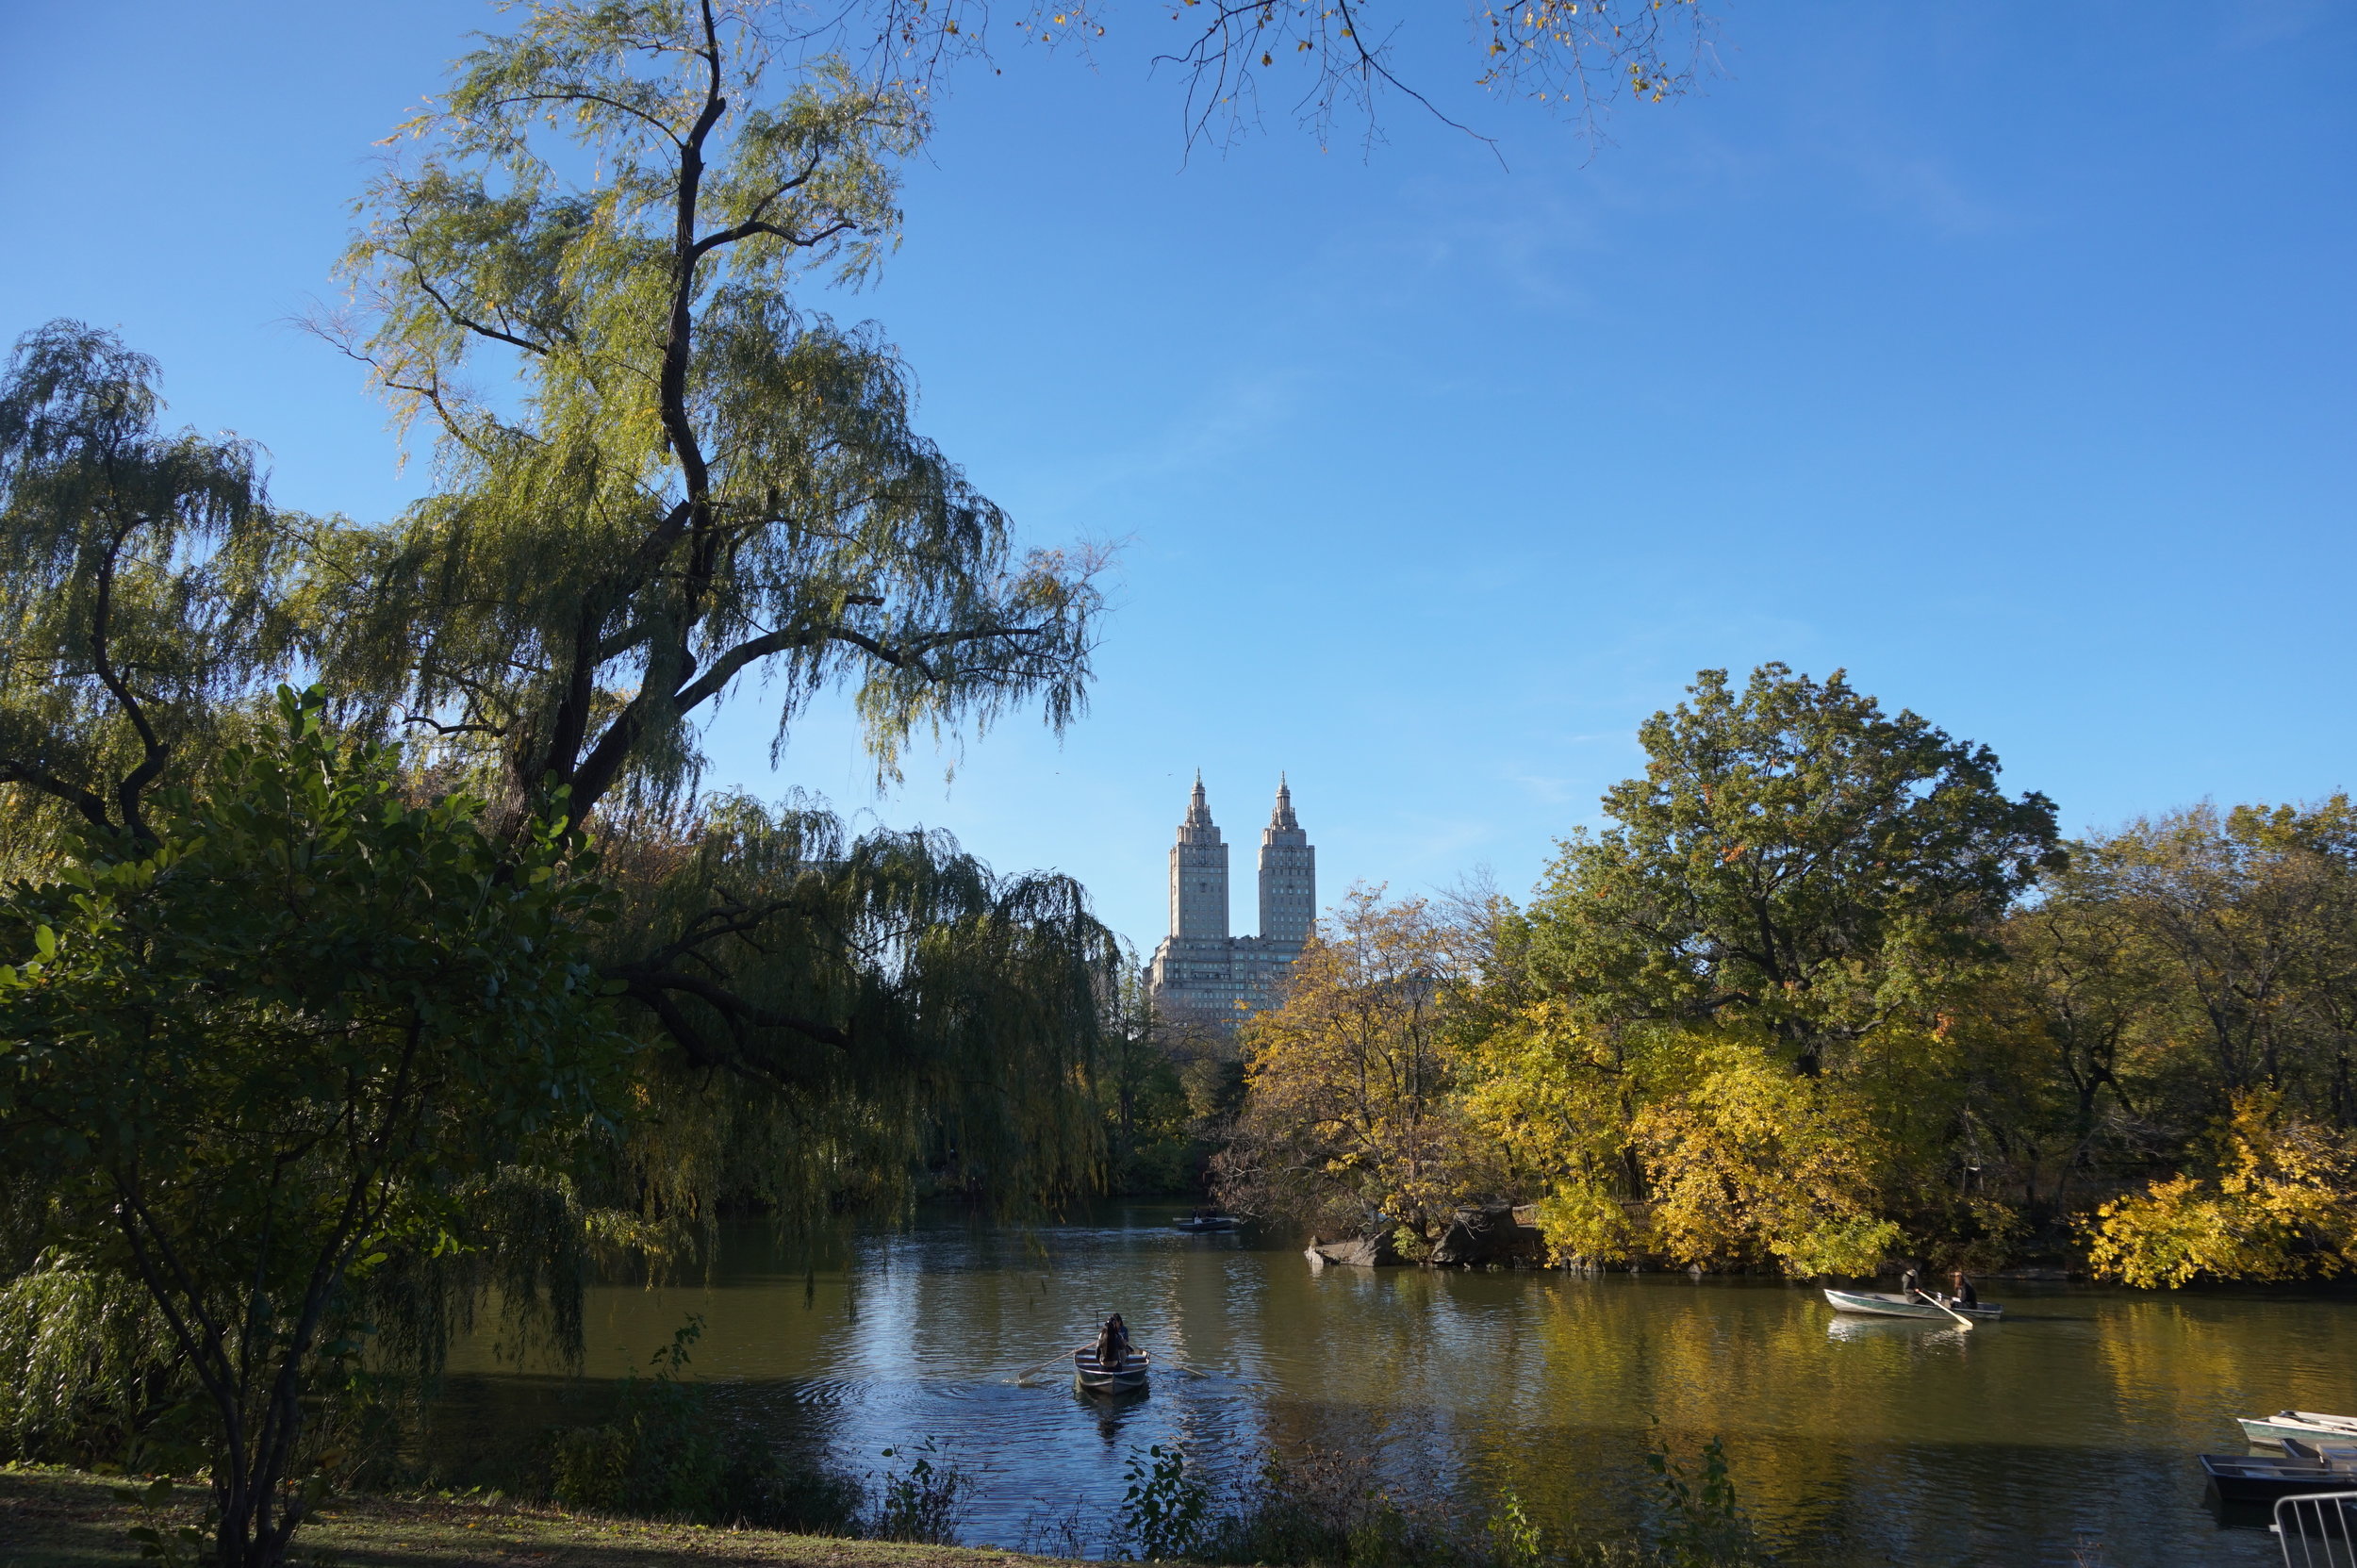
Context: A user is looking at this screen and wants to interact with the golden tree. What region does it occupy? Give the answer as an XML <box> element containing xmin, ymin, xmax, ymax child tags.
<box><xmin>1215</xmin><ymin>886</ymin><xmax>1492</xmax><ymax>1246</ymax></box>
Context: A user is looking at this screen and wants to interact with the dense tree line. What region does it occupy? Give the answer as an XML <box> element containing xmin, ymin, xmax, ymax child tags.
<box><xmin>1218</xmin><ymin>665</ymin><xmax>2357</xmax><ymax>1287</ymax></box>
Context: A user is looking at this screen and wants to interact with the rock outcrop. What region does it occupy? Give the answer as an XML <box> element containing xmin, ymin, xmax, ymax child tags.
<box><xmin>1306</xmin><ymin>1229</ymin><xmax>1405</xmax><ymax>1267</ymax></box>
<box><xmin>1428</xmin><ymin>1204</ymin><xmax>1549</xmax><ymax>1268</ymax></box>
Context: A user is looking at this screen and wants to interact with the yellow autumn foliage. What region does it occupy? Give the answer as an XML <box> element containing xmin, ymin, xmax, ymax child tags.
<box><xmin>1216</xmin><ymin>887</ymin><xmax>1490</xmax><ymax>1240</ymax></box>
<box><xmin>1457</xmin><ymin>1009</ymin><xmax>1900</xmax><ymax>1274</ymax></box>
<box><xmin>2084</xmin><ymin>1092</ymin><xmax>2357</xmax><ymax>1287</ymax></box>
<box><xmin>1457</xmin><ymin>1001</ymin><xmax>1642</xmax><ymax>1261</ymax></box>
<box><xmin>1634</xmin><ymin>1039</ymin><xmax>1902</xmax><ymax>1275</ymax></box>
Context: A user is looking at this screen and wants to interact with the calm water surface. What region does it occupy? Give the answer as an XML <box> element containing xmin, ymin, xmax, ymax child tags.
<box><xmin>444</xmin><ymin>1203</ymin><xmax>2357</xmax><ymax>1566</ymax></box>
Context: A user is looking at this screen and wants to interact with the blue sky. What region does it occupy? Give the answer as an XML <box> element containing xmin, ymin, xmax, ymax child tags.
<box><xmin>3</xmin><ymin>2</ymin><xmax>2351</xmax><ymax>957</ymax></box>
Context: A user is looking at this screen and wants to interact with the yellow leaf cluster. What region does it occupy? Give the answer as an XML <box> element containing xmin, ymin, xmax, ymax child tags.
<box><xmin>1457</xmin><ymin>1011</ymin><xmax>1899</xmax><ymax>1274</ymax></box>
<box><xmin>2084</xmin><ymin>1092</ymin><xmax>2357</xmax><ymax>1287</ymax></box>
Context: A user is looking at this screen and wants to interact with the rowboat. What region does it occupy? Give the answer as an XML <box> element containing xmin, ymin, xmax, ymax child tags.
<box><xmin>1074</xmin><ymin>1347</ymin><xmax>1149</xmax><ymax>1394</ymax></box>
<box><xmin>2240</xmin><ymin>1410</ymin><xmax>2357</xmax><ymax>1447</ymax></box>
<box><xmin>2199</xmin><ymin>1452</ymin><xmax>2357</xmax><ymax>1505</ymax></box>
<box><xmin>2283</xmin><ymin>1438</ymin><xmax>2357</xmax><ymax>1466</ymax></box>
<box><xmin>1171</xmin><ymin>1215</ymin><xmax>1242</xmax><ymax>1233</ymax></box>
<box><xmin>1821</xmin><ymin>1287</ymin><xmax>2003</xmax><ymax>1322</ymax></box>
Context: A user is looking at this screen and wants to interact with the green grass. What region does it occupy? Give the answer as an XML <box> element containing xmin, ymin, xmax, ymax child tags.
<box><xmin>0</xmin><ymin>1468</ymin><xmax>1078</xmax><ymax>1568</ymax></box>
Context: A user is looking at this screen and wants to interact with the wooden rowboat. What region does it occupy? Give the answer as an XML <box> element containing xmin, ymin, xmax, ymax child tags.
<box><xmin>1074</xmin><ymin>1347</ymin><xmax>1149</xmax><ymax>1394</ymax></box>
<box><xmin>1171</xmin><ymin>1215</ymin><xmax>1242</xmax><ymax>1233</ymax></box>
<box><xmin>1821</xmin><ymin>1287</ymin><xmax>2003</xmax><ymax>1322</ymax></box>
<box><xmin>2240</xmin><ymin>1410</ymin><xmax>2357</xmax><ymax>1447</ymax></box>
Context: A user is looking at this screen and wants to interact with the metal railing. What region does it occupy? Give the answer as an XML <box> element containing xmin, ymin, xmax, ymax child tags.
<box><xmin>2276</xmin><ymin>1491</ymin><xmax>2357</xmax><ymax>1567</ymax></box>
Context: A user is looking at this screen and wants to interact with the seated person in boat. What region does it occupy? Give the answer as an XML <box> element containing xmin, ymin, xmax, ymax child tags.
<box><xmin>1093</xmin><ymin>1313</ymin><xmax>1131</xmax><ymax>1365</ymax></box>
<box><xmin>1950</xmin><ymin>1270</ymin><xmax>1977</xmax><ymax>1308</ymax></box>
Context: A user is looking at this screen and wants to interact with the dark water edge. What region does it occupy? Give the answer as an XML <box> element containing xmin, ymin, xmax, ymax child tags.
<box><xmin>436</xmin><ymin>1202</ymin><xmax>2355</xmax><ymax>1566</ymax></box>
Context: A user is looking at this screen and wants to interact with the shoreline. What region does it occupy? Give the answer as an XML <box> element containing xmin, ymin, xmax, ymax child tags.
<box><xmin>0</xmin><ymin>1468</ymin><xmax>1078</xmax><ymax>1568</ymax></box>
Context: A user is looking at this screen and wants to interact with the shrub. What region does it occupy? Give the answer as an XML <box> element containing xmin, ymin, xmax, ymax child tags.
<box><xmin>864</xmin><ymin>1440</ymin><xmax>969</xmax><ymax>1544</ymax></box>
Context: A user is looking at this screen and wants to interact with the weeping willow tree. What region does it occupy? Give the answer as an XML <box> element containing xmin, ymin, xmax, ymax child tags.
<box><xmin>0</xmin><ymin>4</ymin><xmax>1125</xmax><ymax>1508</ymax></box>
<box><xmin>0</xmin><ymin>322</ymin><xmax>298</xmax><ymax>876</ymax></box>
<box><xmin>296</xmin><ymin>0</ymin><xmax>1123</xmax><ymax>1231</ymax></box>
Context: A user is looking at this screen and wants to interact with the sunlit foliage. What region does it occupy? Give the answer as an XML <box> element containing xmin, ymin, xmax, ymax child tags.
<box><xmin>1216</xmin><ymin>886</ymin><xmax>1502</xmax><ymax>1247</ymax></box>
<box><xmin>1526</xmin><ymin>664</ymin><xmax>2064</xmax><ymax>1078</ymax></box>
<box><xmin>2085</xmin><ymin>1093</ymin><xmax>2357</xmax><ymax>1287</ymax></box>
<box><xmin>1235</xmin><ymin>667</ymin><xmax>2357</xmax><ymax>1285</ymax></box>
<box><xmin>1630</xmin><ymin>1036</ymin><xmax>1900</xmax><ymax>1276</ymax></box>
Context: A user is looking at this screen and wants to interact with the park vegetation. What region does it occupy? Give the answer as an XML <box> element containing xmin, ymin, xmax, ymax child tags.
<box><xmin>0</xmin><ymin>1</ymin><xmax>1722</xmax><ymax>1559</ymax></box>
<box><xmin>1217</xmin><ymin>665</ymin><xmax>2357</xmax><ymax>1289</ymax></box>
<box><xmin>0</xmin><ymin>0</ymin><xmax>2335</xmax><ymax>1564</ymax></box>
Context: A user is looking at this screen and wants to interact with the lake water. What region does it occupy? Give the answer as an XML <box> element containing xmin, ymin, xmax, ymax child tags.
<box><xmin>443</xmin><ymin>1201</ymin><xmax>2357</xmax><ymax>1566</ymax></box>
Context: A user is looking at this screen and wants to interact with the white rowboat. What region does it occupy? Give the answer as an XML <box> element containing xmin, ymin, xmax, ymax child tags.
<box><xmin>2240</xmin><ymin>1411</ymin><xmax>2357</xmax><ymax>1447</ymax></box>
<box><xmin>1821</xmin><ymin>1287</ymin><xmax>2003</xmax><ymax>1322</ymax></box>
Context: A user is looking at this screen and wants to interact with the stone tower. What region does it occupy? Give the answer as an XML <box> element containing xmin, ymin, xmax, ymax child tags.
<box><xmin>1257</xmin><ymin>774</ymin><xmax>1315</xmax><ymax>948</ymax></box>
<box><xmin>1146</xmin><ymin>774</ymin><xmax>1314</xmax><ymax>1030</ymax></box>
<box><xmin>1169</xmin><ymin>771</ymin><xmax>1228</xmax><ymax>941</ymax></box>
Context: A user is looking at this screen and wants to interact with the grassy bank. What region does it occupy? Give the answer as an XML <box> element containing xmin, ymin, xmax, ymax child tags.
<box><xmin>0</xmin><ymin>1469</ymin><xmax>1077</xmax><ymax>1568</ymax></box>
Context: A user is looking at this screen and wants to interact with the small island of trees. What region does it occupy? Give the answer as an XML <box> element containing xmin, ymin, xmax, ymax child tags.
<box><xmin>1211</xmin><ymin>664</ymin><xmax>2357</xmax><ymax>1293</ymax></box>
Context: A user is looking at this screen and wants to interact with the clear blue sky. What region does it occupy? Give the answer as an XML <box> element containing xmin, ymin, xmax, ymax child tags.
<box><xmin>3</xmin><ymin>2</ymin><xmax>2350</xmax><ymax>957</ymax></box>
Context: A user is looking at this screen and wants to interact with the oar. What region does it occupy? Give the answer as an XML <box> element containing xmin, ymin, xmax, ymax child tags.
<box><xmin>1011</xmin><ymin>1343</ymin><xmax>1093</xmax><ymax>1383</ymax></box>
<box><xmin>1914</xmin><ymin>1288</ymin><xmax>1975</xmax><ymax>1330</ymax></box>
<box><xmin>1145</xmin><ymin>1346</ymin><xmax>1213</xmax><ymax>1379</ymax></box>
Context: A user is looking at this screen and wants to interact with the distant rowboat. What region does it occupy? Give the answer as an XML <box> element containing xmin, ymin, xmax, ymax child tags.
<box><xmin>2240</xmin><ymin>1411</ymin><xmax>2357</xmax><ymax>1447</ymax></box>
<box><xmin>1172</xmin><ymin>1214</ymin><xmax>1241</xmax><ymax>1232</ymax></box>
<box><xmin>1074</xmin><ymin>1347</ymin><xmax>1149</xmax><ymax>1395</ymax></box>
<box><xmin>1821</xmin><ymin>1287</ymin><xmax>2003</xmax><ymax>1322</ymax></box>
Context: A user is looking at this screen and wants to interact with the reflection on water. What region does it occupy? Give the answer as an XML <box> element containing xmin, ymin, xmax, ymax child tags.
<box><xmin>443</xmin><ymin>1203</ymin><xmax>2352</xmax><ymax>1566</ymax></box>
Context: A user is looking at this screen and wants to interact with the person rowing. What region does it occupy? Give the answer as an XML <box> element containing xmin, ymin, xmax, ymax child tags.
<box><xmin>1091</xmin><ymin>1312</ymin><xmax>1132</xmax><ymax>1367</ymax></box>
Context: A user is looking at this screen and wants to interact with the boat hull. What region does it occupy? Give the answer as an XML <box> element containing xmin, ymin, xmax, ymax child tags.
<box><xmin>1171</xmin><ymin>1217</ymin><xmax>1241</xmax><ymax>1233</ymax></box>
<box><xmin>1074</xmin><ymin>1349</ymin><xmax>1149</xmax><ymax>1394</ymax></box>
<box><xmin>2200</xmin><ymin>1453</ymin><xmax>2357</xmax><ymax>1505</ymax></box>
<box><xmin>2239</xmin><ymin>1411</ymin><xmax>2357</xmax><ymax>1447</ymax></box>
<box><xmin>1821</xmin><ymin>1287</ymin><xmax>2003</xmax><ymax>1322</ymax></box>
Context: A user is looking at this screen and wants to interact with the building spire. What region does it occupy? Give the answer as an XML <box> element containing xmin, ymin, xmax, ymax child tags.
<box><xmin>1187</xmin><ymin>769</ymin><xmax>1212</xmax><ymax>826</ymax></box>
<box><xmin>1269</xmin><ymin>772</ymin><xmax>1298</xmax><ymax>831</ymax></box>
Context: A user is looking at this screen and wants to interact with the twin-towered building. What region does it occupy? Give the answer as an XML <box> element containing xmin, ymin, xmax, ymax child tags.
<box><xmin>1146</xmin><ymin>774</ymin><xmax>1316</xmax><ymax>1030</ymax></box>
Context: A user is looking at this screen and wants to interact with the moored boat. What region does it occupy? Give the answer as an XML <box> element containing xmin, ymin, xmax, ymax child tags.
<box><xmin>2199</xmin><ymin>1451</ymin><xmax>2357</xmax><ymax>1505</ymax></box>
<box><xmin>1074</xmin><ymin>1346</ymin><xmax>1149</xmax><ymax>1394</ymax></box>
<box><xmin>1821</xmin><ymin>1287</ymin><xmax>2003</xmax><ymax>1322</ymax></box>
<box><xmin>2239</xmin><ymin>1410</ymin><xmax>2357</xmax><ymax>1447</ymax></box>
<box><xmin>1172</xmin><ymin>1214</ymin><xmax>1242</xmax><ymax>1233</ymax></box>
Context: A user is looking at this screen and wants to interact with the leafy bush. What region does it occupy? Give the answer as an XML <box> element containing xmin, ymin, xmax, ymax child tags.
<box><xmin>1118</xmin><ymin>1443</ymin><xmax>1211</xmax><ymax>1560</ymax></box>
<box><xmin>1642</xmin><ymin>1433</ymin><xmax>1772</xmax><ymax>1566</ymax></box>
<box><xmin>864</xmin><ymin>1440</ymin><xmax>969</xmax><ymax>1544</ymax></box>
<box><xmin>2084</xmin><ymin>1092</ymin><xmax>2357</xmax><ymax>1286</ymax></box>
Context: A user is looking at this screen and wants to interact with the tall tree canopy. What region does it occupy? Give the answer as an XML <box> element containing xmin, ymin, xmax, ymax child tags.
<box><xmin>1527</xmin><ymin>664</ymin><xmax>2065</xmax><ymax>1075</ymax></box>
<box><xmin>322</xmin><ymin>4</ymin><xmax>1101</xmax><ymax>820</ymax></box>
<box><xmin>1215</xmin><ymin>885</ymin><xmax>1496</xmax><ymax>1246</ymax></box>
<box><xmin>0</xmin><ymin>1</ymin><xmax>1127</xmax><ymax>1197</ymax></box>
<box><xmin>299</xmin><ymin>3</ymin><xmax>1126</xmax><ymax>1127</ymax></box>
